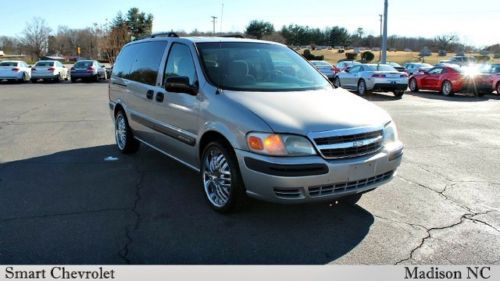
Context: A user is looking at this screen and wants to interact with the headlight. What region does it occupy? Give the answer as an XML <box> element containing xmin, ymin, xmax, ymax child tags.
<box><xmin>246</xmin><ymin>133</ymin><xmax>317</xmax><ymax>156</ymax></box>
<box><xmin>383</xmin><ymin>121</ymin><xmax>399</xmax><ymax>145</ymax></box>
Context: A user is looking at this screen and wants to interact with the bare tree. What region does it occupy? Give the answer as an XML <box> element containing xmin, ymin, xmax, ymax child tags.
<box><xmin>435</xmin><ymin>34</ymin><xmax>459</xmax><ymax>52</ymax></box>
<box><xmin>20</xmin><ymin>18</ymin><xmax>52</xmax><ymax>60</ymax></box>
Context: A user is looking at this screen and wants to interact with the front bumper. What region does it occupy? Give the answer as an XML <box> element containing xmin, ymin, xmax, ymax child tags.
<box><xmin>235</xmin><ymin>142</ymin><xmax>403</xmax><ymax>203</ymax></box>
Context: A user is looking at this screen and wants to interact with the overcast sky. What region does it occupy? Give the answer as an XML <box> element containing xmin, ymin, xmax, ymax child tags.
<box><xmin>1</xmin><ymin>0</ymin><xmax>498</xmax><ymax>47</ymax></box>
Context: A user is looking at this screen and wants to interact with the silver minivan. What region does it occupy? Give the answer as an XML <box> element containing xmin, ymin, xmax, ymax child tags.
<box><xmin>109</xmin><ymin>33</ymin><xmax>403</xmax><ymax>213</ymax></box>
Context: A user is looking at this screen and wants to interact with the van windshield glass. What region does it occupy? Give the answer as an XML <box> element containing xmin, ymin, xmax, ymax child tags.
<box><xmin>196</xmin><ymin>42</ymin><xmax>330</xmax><ymax>92</ymax></box>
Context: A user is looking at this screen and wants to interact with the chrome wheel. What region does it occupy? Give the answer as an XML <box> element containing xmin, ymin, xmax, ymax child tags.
<box><xmin>115</xmin><ymin>114</ymin><xmax>127</xmax><ymax>150</ymax></box>
<box><xmin>409</xmin><ymin>79</ymin><xmax>417</xmax><ymax>92</ymax></box>
<box><xmin>203</xmin><ymin>148</ymin><xmax>232</xmax><ymax>208</ymax></box>
<box><xmin>442</xmin><ymin>81</ymin><xmax>452</xmax><ymax>96</ymax></box>
<box><xmin>358</xmin><ymin>80</ymin><xmax>366</xmax><ymax>95</ymax></box>
<box><xmin>334</xmin><ymin>77</ymin><xmax>341</xmax><ymax>88</ymax></box>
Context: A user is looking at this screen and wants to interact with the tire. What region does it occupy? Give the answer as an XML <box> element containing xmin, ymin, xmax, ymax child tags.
<box><xmin>55</xmin><ymin>73</ymin><xmax>62</xmax><ymax>83</ymax></box>
<box><xmin>393</xmin><ymin>90</ymin><xmax>404</xmax><ymax>99</ymax></box>
<box><xmin>31</xmin><ymin>79</ymin><xmax>37</xmax><ymax>83</ymax></box>
<box><xmin>93</xmin><ymin>75</ymin><xmax>99</xmax><ymax>82</ymax></box>
<box><xmin>357</xmin><ymin>79</ymin><xmax>367</xmax><ymax>96</ymax></box>
<box><xmin>409</xmin><ymin>78</ymin><xmax>418</xmax><ymax>92</ymax></box>
<box><xmin>71</xmin><ymin>78</ymin><xmax>76</xmax><ymax>83</ymax></box>
<box><xmin>441</xmin><ymin>80</ymin><xmax>454</xmax><ymax>96</ymax></box>
<box><xmin>334</xmin><ymin>77</ymin><xmax>341</xmax><ymax>88</ymax></box>
<box><xmin>114</xmin><ymin>111</ymin><xmax>140</xmax><ymax>154</ymax></box>
<box><xmin>337</xmin><ymin>193</ymin><xmax>362</xmax><ymax>205</ymax></box>
<box><xmin>496</xmin><ymin>82</ymin><xmax>500</xmax><ymax>95</ymax></box>
<box><xmin>22</xmin><ymin>72</ymin><xmax>29</xmax><ymax>83</ymax></box>
<box><xmin>201</xmin><ymin>141</ymin><xmax>246</xmax><ymax>213</ymax></box>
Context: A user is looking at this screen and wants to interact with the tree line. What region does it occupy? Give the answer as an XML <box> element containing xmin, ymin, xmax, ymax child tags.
<box><xmin>0</xmin><ymin>14</ymin><xmax>495</xmax><ymax>63</ymax></box>
<box><xmin>0</xmin><ymin>7</ymin><xmax>152</xmax><ymax>63</ymax></box>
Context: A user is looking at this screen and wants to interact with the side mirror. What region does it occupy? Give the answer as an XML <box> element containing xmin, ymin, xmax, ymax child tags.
<box><xmin>165</xmin><ymin>76</ymin><xmax>198</xmax><ymax>95</ymax></box>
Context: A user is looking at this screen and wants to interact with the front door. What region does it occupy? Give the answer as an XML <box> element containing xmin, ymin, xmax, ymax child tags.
<box><xmin>151</xmin><ymin>43</ymin><xmax>201</xmax><ymax>167</ymax></box>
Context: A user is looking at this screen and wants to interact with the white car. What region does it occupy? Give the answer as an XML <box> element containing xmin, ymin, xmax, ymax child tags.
<box><xmin>0</xmin><ymin>60</ymin><xmax>32</xmax><ymax>82</ymax></box>
<box><xmin>31</xmin><ymin>60</ymin><xmax>69</xmax><ymax>82</ymax></box>
<box><xmin>334</xmin><ymin>64</ymin><xmax>408</xmax><ymax>98</ymax></box>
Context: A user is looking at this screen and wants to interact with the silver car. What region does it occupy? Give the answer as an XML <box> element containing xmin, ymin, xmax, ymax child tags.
<box><xmin>70</xmin><ymin>60</ymin><xmax>107</xmax><ymax>82</ymax></box>
<box><xmin>109</xmin><ymin>34</ymin><xmax>403</xmax><ymax>213</ymax></box>
<box><xmin>310</xmin><ymin>60</ymin><xmax>336</xmax><ymax>80</ymax></box>
<box><xmin>404</xmin><ymin>62</ymin><xmax>433</xmax><ymax>75</ymax></box>
<box><xmin>31</xmin><ymin>60</ymin><xmax>69</xmax><ymax>82</ymax></box>
<box><xmin>334</xmin><ymin>64</ymin><xmax>408</xmax><ymax>98</ymax></box>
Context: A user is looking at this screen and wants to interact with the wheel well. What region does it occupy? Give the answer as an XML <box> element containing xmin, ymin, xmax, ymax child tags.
<box><xmin>198</xmin><ymin>131</ymin><xmax>233</xmax><ymax>160</ymax></box>
<box><xmin>113</xmin><ymin>104</ymin><xmax>125</xmax><ymax>117</ymax></box>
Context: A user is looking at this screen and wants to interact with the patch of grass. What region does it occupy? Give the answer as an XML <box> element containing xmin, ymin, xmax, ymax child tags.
<box><xmin>306</xmin><ymin>49</ymin><xmax>500</xmax><ymax>65</ymax></box>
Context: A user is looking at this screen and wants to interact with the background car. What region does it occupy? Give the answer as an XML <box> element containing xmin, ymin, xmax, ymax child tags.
<box><xmin>0</xmin><ymin>60</ymin><xmax>31</xmax><ymax>83</ymax></box>
<box><xmin>70</xmin><ymin>60</ymin><xmax>108</xmax><ymax>82</ymax></box>
<box><xmin>334</xmin><ymin>64</ymin><xmax>408</xmax><ymax>98</ymax></box>
<box><xmin>476</xmin><ymin>63</ymin><xmax>500</xmax><ymax>94</ymax></box>
<box><xmin>387</xmin><ymin>62</ymin><xmax>405</xmax><ymax>72</ymax></box>
<box><xmin>335</xmin><ymin>60</ymin><xmax>360</xmax><ymax>72</ymax></box>
<box><xmin>403</xmin><ymin>62</ymin><xmax>433</xmax><ymax>75</ymax></box>
<box><xmin>310</xmin><ymin>60</ymin><xmax>337</xmax><ymax>80</ymax></box>
<box><xmin>408</xmin><ymin>64</ymin><xmax>484</xmax><ymax>96</ymax></box>
<box><xmin>31</xmin><ymin>60</ymin><xmax>69</xmax><ymax>82</ymax></box>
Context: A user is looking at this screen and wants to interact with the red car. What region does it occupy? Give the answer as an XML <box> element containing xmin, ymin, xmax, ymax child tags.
<box><xmin>480</xmin><ymin>64</ymin><xmax>500</xmax><ymax>94</ymax></box>
<box><xmin>408</xmin><ymin>64</ymin><xmax>484</xmax><ymax>96</ymax></box>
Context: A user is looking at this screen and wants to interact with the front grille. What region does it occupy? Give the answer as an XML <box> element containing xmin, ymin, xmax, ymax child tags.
<box><xmin>311</xmin><ymin>128</ymin><xmax>383</xmax><ymax>159</ymax></box>
<box><xmin>308</xmin><ymin>171</ymin><xmax>394</xmax><ymax>197</ymax></box>
<box><xmin>273</xmin><ymin>188</ymin><xmax>303</xmax><ymax>199</ymax></box>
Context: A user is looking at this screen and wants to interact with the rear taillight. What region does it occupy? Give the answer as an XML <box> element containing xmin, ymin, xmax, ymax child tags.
<box><xmin>400</xmin><ymin>73</ymin><xmax>408</xmax><ymax>78</ymax></box>
<box><xmin>11</xmin><ymin>67</ymin><xmax>20</xmax><ymax>72</ymax></box>
<box><xmin>48</xmin><ymin>67</ymin><xmax>55</xmax><ymax>71</ymax></box>
<box><xmin>372</xmin><ymin>73</ymin><xmax>386</xmax><ymax>78</ymax></box>
<box><xmin>87</xmin><ymin>67</ymin><xmax>95</xmax><ymax>73</ymax></box>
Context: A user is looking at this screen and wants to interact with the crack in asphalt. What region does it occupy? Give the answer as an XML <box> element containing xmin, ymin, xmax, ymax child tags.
<box><xmin>394</xmin><ymin>211</ymin><xmax>494</xmax><ymax>265</ymax></box>
<box><xmin>393</xmin><ymin>166</ymin><xmax>499</xmax><ymax>265</ymax></box>
<box><xmin>118</xmin><ymin>165</ymin><xmax>146</xmax><ymax>264</ymax></box>
<box><xmin>0</xmin><ymin>207</ymin><xmax>130</xmax><ymax>224</ymax></box>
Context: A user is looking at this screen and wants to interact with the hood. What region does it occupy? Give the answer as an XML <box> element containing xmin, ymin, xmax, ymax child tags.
<box><xmin>222</xmin><ymin>87</ymin><xmax>392</xmax><ymax>134</ymax></box>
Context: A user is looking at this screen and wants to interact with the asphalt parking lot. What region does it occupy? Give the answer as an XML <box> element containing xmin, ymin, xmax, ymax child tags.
<box><xmin>0</xmin><ymin>82</ymin><xmax>499</xmax><ymax>264</ymax></box>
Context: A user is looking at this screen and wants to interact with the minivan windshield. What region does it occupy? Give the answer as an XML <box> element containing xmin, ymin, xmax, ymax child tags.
<box><xmin>196</xmin><ymin>42</ymin><xmax>330</xmax><ymax>92</ymax></box>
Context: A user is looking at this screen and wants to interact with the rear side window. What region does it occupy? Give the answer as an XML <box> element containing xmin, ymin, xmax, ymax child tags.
<box><xmin>36</xmin><ymin>61</ymin><xmax>54</xmax><ymax>67</ymax></box>
<box><xmin>0</xmin><ymin>62</ymin><xmax>18</xmax><ymax>67</ymax></box>
<box><xmin>113</xmin><ymin>45</ymin><xmax>136</xmax><ymax>78</ymax></box>
<box><xmin>75</xmin><ymin>61</ymin><xmax>93</xmax><ymax>68</ymax></box>
<box><xmin>127</xmin><ymin>41</ymin><xmax>168</xmax><ymax>85</ymax></box>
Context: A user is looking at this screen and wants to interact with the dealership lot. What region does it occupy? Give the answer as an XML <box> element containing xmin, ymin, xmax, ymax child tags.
<box><xmin>0</xmin><ymin>82</ymin><xmax>499</xmax><ymax>264</ymax></box>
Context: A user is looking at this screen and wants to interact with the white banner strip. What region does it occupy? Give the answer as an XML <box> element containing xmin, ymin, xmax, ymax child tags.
<box><xmin>1</xmin><ymin>265</ymin><xmax>498</xmax><ymax>281</ymax></box>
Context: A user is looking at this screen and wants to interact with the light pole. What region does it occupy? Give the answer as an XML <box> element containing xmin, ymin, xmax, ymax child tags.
<box><xmin>211</xmin><ymin>16</ymin><xmax>218</xmax><ymax>35</ymax></box>
<box><xmin>379</xmin><ymin>14</ymin><xmax>383</xmax><ymax>61</ymax></box>
<box><xmin>381</xmin><ymin>0</ymin><xmax>388</xmax><ymax>64</ymax></box>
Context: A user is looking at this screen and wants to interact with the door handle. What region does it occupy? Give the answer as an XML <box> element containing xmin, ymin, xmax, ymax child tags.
<box><xmin>155</xmin><ymin>92</ymin><xmax>164</xmax><ymax>102</ymax></box>
<box><xmin>146</xmin><ymin>90</ymin><xmax>154</xmax><ymax>100</ymax></box>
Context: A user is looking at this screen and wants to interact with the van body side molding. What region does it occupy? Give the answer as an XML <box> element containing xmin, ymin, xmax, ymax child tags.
<box><xmin>130</xmin><ymin>112</ymin><xmax>196</xmax><ymax>146</ymax></box>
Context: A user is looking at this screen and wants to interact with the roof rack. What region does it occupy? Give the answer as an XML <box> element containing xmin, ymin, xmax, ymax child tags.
<box><xmin>220</xmin><ymin>34</ymin><xmax>245</xmax><ymax>39</ymax></box>
<box><xmin>150</xmin><ymin>32</ymin><xmax>179</xmax><ymax>38</ymax></box>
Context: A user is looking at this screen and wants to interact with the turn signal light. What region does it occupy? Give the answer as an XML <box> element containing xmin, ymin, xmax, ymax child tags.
<box><xmin>247</xmin><ymin>136</ymin><xmax>264</xmax><ymax>150</ymax></box>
